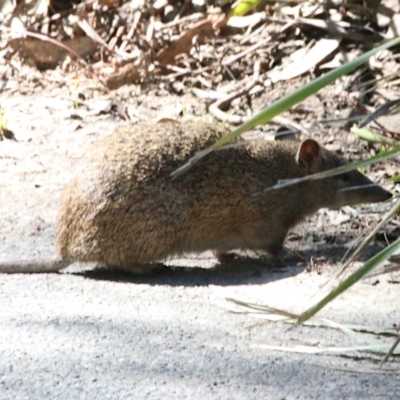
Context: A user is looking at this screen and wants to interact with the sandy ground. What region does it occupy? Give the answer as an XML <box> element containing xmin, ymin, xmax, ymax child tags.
<box><xmin>0</xmin><ymin>88</ymin><xmax>399</xmax><ymax>400</ymax></box>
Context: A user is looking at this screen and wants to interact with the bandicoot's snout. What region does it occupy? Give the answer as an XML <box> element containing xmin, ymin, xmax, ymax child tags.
<box><xmin>336</xmin><ymin>180</ymin><xmax>392</xmax><ymax>208</ymax></box>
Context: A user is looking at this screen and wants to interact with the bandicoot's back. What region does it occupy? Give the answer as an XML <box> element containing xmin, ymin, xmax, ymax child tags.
<box><xmin>57</xmin><ymin>121</ymin><xmax>392</xmax><ymax>272</ymax></box>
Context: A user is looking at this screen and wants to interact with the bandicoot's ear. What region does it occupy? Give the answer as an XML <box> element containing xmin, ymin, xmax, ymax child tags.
<box><xmin>296</xmin><ymin>139</ymin><xmax>320</xmax><ymax>171</ymax></box>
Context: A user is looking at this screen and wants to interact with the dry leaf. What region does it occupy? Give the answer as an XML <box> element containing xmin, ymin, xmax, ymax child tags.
<box><xmin>9</xmin><ymin>34</ymin><xmax>97</xmax><ymax>69</ymax></box>
<box><xmin>97</xmin><ymin>0</ymin><xmax>120</xmax><ymax>6</ymax></box>
<box><xmin>267</xmin><ymin>38</ymin><xmax>340</xmax><ymax>83</ymax></box>
<box><xmin>156</xmin><ymin>18</ymin><xmax>220</xmax><ymax>66</ymax></box>
<box><xmin>76</xmin><ymin>18</ymin><xmax>109</xmax><ymax>50</ymax></box>
<box><xmin>0</xmin><ymin>0</ymin><xmax>15</xmax><ymax>17</ymax></box>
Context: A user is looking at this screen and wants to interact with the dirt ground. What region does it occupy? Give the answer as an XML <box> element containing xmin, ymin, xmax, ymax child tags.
<box><xmin>0</xmin><ymin>61</ymin><xmax>399</xmax><ymax>399</ymax></box>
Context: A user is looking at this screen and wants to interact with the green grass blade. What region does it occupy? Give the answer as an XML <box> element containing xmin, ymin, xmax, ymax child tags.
<box><xmin>229</xmin><ymin>0</ymin><xmax>262</xmax><ymax>16</ymax></box>
<box><xmin>210</xmin><ymin>36</ymin><xmax>400</xmax><ymax>149</ymax></box>
<box><xmin>269</xmin><ymin>145</ymin><xmax>400</xmax><ymax>191</ymax></box>
<box><xmin>171</xmin><ymin>36</ymin><xmax>400</xmax><ymax>178</ymax></box>
<box><xmin>298</xmin><ymin>237</ymin><xmax>400</xmax><ymax>324</ymax></box>
<box><xmin>256</xmin><ymin>343</ymin><xmax>395</xmax><ymax>354</ymax></box>
<box><xmin>353</xmin><ymin>128</ymin><xmax>395</xmax><ymax>146</ymax></box>
<box><xmin>335</xmin><ymin>198</ymin><xmax>400</xmax><ymax>279</ymax></box>
<box><xmin>227</xmin><ymin>297</ymin><xmax>398</xmax><ymax>335</ymax></box>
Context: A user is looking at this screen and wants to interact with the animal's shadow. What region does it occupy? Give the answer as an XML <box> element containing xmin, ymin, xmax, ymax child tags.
<box><xmin>72</xmin><ymin>242</ymin><xmax>385</xmax><ymax>287</ymax></box>
<box><xmin>74</xmin><ymin>257</ymin><xmax>303</xmax><ymax>287</ymax></box>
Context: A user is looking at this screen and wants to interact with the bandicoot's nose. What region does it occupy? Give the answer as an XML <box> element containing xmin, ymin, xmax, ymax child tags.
<box><xmin>382</xmin><ymin>188</ymin><xmax>393</xmax><ymax>201</ymax></box>
<box><xmin>372</xmin><ymin>185</ymin><xmax>393</xmax><ymax>202</ymax></box>
<box><xmin>356</xmin><ymin>184</ymin><xmax>392</xmax><ymax>203</ymax></box>
<box><xmin>337</xmin><ymin>183</ymin><xmax>392</xmax><ymax>209</ymax></box>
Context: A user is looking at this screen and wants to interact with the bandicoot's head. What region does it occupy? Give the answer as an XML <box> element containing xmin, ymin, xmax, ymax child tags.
<box><xmin>295</xmin><ymin>138</ymin><xmax>392</xmax><ymax>210</ymax></box>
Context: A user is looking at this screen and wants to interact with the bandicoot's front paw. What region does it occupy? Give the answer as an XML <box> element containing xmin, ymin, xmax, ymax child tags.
<box><xmin>213</xmin><ymin>250</ymin><xmax>243</xmax><ymax>262</ymax></box>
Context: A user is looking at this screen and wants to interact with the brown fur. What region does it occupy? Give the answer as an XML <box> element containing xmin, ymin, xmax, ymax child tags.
<box><xmin>0</xmin><ymin>120</ymin><xmax>392</xmax><ymax>273</ymax></box>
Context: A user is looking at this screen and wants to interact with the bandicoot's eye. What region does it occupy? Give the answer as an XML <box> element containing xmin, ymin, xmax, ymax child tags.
<box><xmin>340</xmin><ymin>173</ymin><xmax>351</xmax><ymax>182</ymax></box>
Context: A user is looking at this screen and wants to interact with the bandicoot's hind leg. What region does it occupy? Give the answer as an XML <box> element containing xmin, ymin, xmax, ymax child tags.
<box><xmin>0</xmin><ymin>256</ymin><xmax>73</xmax><ymax>273</ymax></box>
